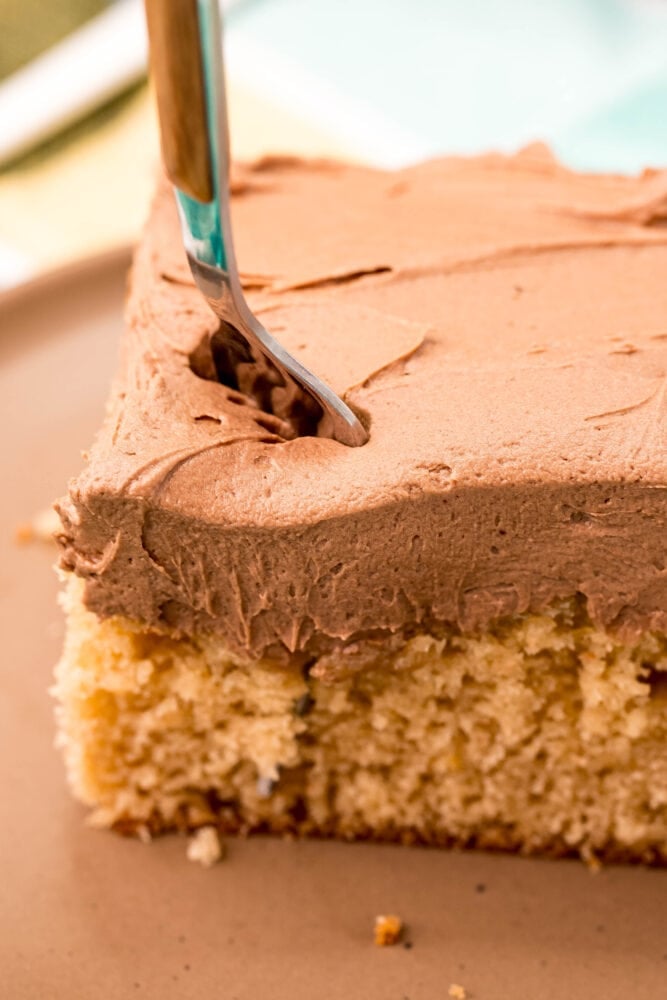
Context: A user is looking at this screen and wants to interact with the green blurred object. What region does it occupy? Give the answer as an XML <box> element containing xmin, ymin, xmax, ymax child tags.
<box><xmin>0</xmin><ymin>0</ymin><xmax>109</xmax><ymax>80</ymax></box>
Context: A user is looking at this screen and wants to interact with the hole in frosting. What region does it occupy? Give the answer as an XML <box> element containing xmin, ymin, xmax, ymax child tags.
<box><xmin>189</xmin><ymin>323</ymin><xmax>349</xmax><ymax>441</ymax></box>
<box><xmin>210</xmin><ymin>322</ymin><xmax>253</xmax><ymax>391</ymax></box>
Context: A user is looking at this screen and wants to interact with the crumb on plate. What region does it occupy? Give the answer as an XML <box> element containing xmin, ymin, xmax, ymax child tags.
<box><xmin>186</xmin><ymin>826</ymin><xmax>225</xmax><ymax>867</ymax></box>
<box><xmin>448</xmin><ymin>984</ymin><xmax>467</xmax><ymax>999</ymax></box>
<box><xmin>374</xmin><ymin>914</ymin><xmax>403</xmax><ymax>946</ymax></box>
<box><xmin>15</xmin><ymin>507</ymin><xmax>61</xmax><ymax>545</ymax></box>
<box><xmin>581</xmin><ymin>843</ymin><xmax>603</xmax><ymax>873</ymax></box>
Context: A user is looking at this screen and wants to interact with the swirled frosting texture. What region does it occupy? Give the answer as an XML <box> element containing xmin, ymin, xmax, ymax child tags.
<box><xmin>57</xmin><ymin>148</ymin><xmax>667</xmax><ymax>657</ymax></box>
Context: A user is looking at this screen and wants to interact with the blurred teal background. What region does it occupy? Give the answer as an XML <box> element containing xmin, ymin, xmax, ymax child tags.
<box><xmin>227</xmin><ymin>0</ymin><xmax>667</xmax><ymax>172</ymax></box>
<box><xmin>4</xmin><ymin>0</ymin><xmax>667</xmax><ymax>172</ymax></box>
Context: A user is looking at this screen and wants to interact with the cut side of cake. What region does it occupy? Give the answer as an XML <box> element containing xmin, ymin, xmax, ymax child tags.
<box><xmin>55</xmin><ymin>149</ymin><xmax>667</xmax><ymax>862</ymax></box>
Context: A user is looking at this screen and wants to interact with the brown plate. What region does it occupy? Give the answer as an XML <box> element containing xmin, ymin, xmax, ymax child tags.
<box><xmin>1</xmin><ymin>251</ymin><xmax>666</xmax><ymax>1000</ymax></box>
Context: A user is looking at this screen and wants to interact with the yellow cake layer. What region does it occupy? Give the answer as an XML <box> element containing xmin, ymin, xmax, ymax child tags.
<box><xmin>54</xmin><ymin>579</ymin><xmax>667</xmax><ymax>862</ymax></box>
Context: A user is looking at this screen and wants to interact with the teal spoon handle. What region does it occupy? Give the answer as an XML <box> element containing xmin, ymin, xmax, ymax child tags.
<box><xmin>175</xmin><ymin>0</ymin><xmax>230</xmax><ymax>271</ymax></box>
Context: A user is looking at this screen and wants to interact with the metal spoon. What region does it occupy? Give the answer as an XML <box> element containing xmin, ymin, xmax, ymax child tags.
<box><xmin>144</xmin><ymin>0</ymin><xmax>368</xmax><ymax>447</ymax></box>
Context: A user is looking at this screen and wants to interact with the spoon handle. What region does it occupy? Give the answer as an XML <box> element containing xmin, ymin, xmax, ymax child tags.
<box><xmin>144</xmin><ymin>0</ymin><xmax>213</xmax><ymax>203</ymax></box>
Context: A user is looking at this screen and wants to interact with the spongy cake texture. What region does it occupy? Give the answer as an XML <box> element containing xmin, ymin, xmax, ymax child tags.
<box><xmin>55</xmin><ymin>581</ymin><xmax>667</xmax><ymax>862</ymax></box>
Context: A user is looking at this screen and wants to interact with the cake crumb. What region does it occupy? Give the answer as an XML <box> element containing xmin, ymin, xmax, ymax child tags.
<box><xmin>14</xmin><ymin>522</ymin><xmax>34</xmax><ymax>544</ymax></box>
<box><xmin>186</xmin><ymin>826</ymin><xmax>224</xmax><ymax>867</ymax></box>
<box><xmin>15</xmin><ymin>507</ymin><xmax>61</xmax><ymax>545</ymax></box>
<box><xmin>374</xmin><ymin>914</ymin><xmax>403</xmax><ymax>946</ymax></box>
<box><xmin>448</xmin><ymin>985</ymin><xmax>467</xmax><ymax>999</ymax></box>
<box><xmin>581</xmin><ymin>844</ymin><xmax>602</xmax><ymax>873</ymax></box>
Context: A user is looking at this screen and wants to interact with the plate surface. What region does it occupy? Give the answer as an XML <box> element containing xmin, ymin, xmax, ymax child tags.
<box><xmin>1</xmin><ymin>252</ymin><xmax>666</xmax><ymax>1000</ymax></box>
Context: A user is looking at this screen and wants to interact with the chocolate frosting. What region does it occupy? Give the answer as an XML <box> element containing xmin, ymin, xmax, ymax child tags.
<box><xmin>57</xmin><ymin>147</ymin><xmax>667</xmax><ymax>657</ymax></box>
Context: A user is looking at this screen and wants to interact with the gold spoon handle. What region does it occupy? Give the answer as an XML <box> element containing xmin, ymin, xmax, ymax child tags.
<box><xmin>144</xmin><ymin>0</ymin><xmax>213</xmax><ymax>203</ymax></box>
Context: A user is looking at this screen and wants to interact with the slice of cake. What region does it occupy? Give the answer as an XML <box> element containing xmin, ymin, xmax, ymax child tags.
<box><xmin>54</xmin><ymin>149</ymin><xmax>667</xmax><ymax>862</ymax></box>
